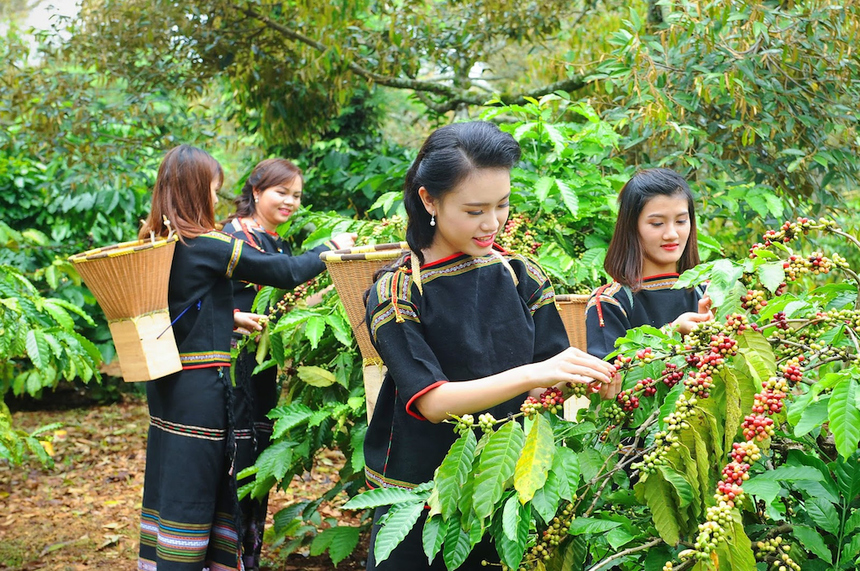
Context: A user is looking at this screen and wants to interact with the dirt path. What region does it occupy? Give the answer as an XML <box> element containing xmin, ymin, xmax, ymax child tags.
<box><xmin>0</xmin><ymin>397</ymin><xmax>366</xmax><ymax>571</ymax></box>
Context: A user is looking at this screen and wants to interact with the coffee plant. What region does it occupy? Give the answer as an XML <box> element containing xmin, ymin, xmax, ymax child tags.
<box><xmin>0</xmin><ymin>253</ymin><xmax>102</xmax><ymax>468</ymax></box>
<box><xmin>341</xmin><ymin>217</ymin><xmax>860</xmax><ymax>571</ymax></box>
<box><xmin>232</xmin><ymin>211</ymin><xmax>405</xmax><ymax>563</ymax></box>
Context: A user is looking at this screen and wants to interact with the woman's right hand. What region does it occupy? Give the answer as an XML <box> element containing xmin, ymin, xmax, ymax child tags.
<box><xmin>331</xmin><ymin>233</ymin><xmax>357</xmax><ymax>250</ymax></box>
<box><xmin>535</xmin><ymin>347</ymin><xmax>616</xmax><ymax>390</ymax></box>
<box><xmin>233</xmin><ymin>311</ymin><xmax>266</xmax><ymax>335</ymax></box>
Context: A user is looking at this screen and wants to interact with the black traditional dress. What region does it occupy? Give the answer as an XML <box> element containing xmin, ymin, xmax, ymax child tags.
<box><xmin>585</xmin><ymin>273</ymin><xmax>704</xmax><ymax>360</ymax></box>
<box><xmin>222</xmin><ymin>218</ymin><xmax>331</xmax><ymax>571</ymax></box>
<box><xmin>138</xmin><ymin>231</ymin><xmax>330</xmax><ymax>571</ymax></box>
<box><xmin>363</xmin><ymin>248</ymin><xmax>569</xmax><ymax>570</ymax></box>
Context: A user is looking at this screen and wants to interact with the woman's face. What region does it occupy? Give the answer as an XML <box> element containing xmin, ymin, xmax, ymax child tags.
<box><xmin>253</xmin><ymin>177</ymin><xmax>303</xmax><ymax>232</ymax></box>
<box><xmin>421</xmin><ymin>168</ymin><xmax>510</xmax><ymax>264</ymax></box>
<box><xmin>637</xmin><ymin>193</ymin><xmax>691</xmax><ymax>276</ymax></box>
<box><xmin>210</xmin><ymin>177</ymin><xmax>221</xmax><ymax>207</ymax></box>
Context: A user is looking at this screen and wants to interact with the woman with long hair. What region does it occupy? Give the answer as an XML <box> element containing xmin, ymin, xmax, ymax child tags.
<box><xmin>586</xmin><ymin>168</ymin><xmax>712</xmax><ymax>360</ymax></box>
<box><xmin>363</xmin><ymin>122</ymin><xmax>620</xmax><ymax>570</ymax></box>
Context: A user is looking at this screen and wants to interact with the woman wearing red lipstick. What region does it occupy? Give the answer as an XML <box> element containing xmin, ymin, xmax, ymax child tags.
<box><xmin>223</xmin><ymin>158</ymin><xmax>355</xmax><ymax>571</ymax></box>
<box><xmin>586</xmin><ymin>168</ymin><xmax>712</xmax><ymax>360</ymax></box>
<box><xmin>363</xmin><ymin>121</ymin><xmax>619</xmax><ymax>570</ymax></box>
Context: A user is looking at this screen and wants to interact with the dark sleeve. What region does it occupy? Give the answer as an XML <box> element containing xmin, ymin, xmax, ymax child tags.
<box><xmin>513</xmin><ymin>255</ymin><xmax>569</xmax><ymax>362</ymax></box>
<box><xmin>365</xmin><ymin>270</ymin><xmax>449</xmax><ymax>421</ymax></box>
<box><xmin>199</xmin><ymin>232</ymin><xmax>329</xmax><ymax>291</ymax></box>
<box><xmin>585</xmin><ymin>286</ymin><xmax>632</xmax><ymax>360</ymax></box>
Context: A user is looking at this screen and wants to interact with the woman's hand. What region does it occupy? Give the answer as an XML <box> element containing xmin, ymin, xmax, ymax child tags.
<box><xmin>233</xmin><ymin>311</ymin><xmax>266</xmax><ymax>336</ymax></box>
<box><xmin>672</xmin><ymin>310</ymin><xmax>714</xmax><ymax>335</ymax></box>
<box><xmin>535</xmin><ymin>347</ymin><xmax>616</xmax><ymax>389</ymax></box>
<box><xmin>331</xmin><ymin>233</ymin><xmax>357</xmax><ymax>250</ymax></box>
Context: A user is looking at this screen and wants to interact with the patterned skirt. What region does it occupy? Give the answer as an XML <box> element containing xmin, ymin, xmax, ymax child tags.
<box><xmin>138</xmin><ymin>366</ymin><xmax>242</xmax><ymax>571</ymax></box>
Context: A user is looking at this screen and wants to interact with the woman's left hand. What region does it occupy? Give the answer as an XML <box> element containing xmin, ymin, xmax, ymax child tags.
<box><xmin>233</xmin><ymin>311</ymin><xmax>266</xmax><ymax>335</ymax></box>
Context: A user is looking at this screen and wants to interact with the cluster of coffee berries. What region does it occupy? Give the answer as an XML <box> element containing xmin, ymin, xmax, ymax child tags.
<box><xmin>616</xmin><ymin>389</ymin><xmax>640</xmax><ymax>412</ymax></box>
<box><xmin>636</xmin><ymin>377</ymin><xmax>657</xmax><ymax>397</ymax></box>
<box><xmin>520</xmin><ymin>388</ymin><xmax>566</xmax><ymax>418</ymax></box>
<box><xmin>660</xmin><ymin>363</ymin><xmax>684</xmax><ymax>388</ymax></box>
<box><xmin>716</xmin><ymin>460</ymin><xmax>750</xmax><ymax>507</ymax></box>
<box><xmin>742</xmin><ymin>413</ymin><xmax>775</xmax><ymax>441</ymax></box>
<box><xmin>602</xmin><ymin>402</ymin><xmax>628</xmax><ymax>425</ymax></box>
<box><xmin>741</xmin><ymin>289</ymin><xmax>768</xmax><ymax>314</ymax></box>
<box><xmin>454</xmin><ymin>414</ymin><xmax>475</xmax><ymax>435</ymax></box>
<box><xmin>368</xmin><ymin>215</ymin><xmax>406</xmax><ymax>240</ymax></box>
<box><xmin>565</xmin><ymin>381</ymin><xmax>590</xmax><ymax>398</ymax></box>
<box><xmin>749</xmin><ymin>217</ymin><xmax>840</xmax><ymax>257</ymax></box>
<box><xmin>497</xmin><ymin>212</ymin><xmax>541</xmax><ymax>255</ymax></box>
<box><xmin>478</xmin><ymin>413</ymin><xmax>497</xmax><ymax>432</ymax></box>
<box><xmin>633</xmin><ymin>394</ymin><xmax>696</xmax><ymax>475</ymax></box>
<box><xmin>528</xmin><ymin>502</ymin><xmax>574</xmax><ymax>563</ymax></box>
<box><xmin>816</xmin><ymin>307</ymin><xmax>860</xmax><ymax>329</ymax></box>
<box><xmin>780</xmin><ymin>357</ymin><xmax>804</xmax><ymax>386</ymax></box>
<box><xmin>635</xmin><ymin>347</ymin><xmax>654</xmax><ymax>363</ymax></box>
<box><xmin>755</xmin><ymin>536</ymin><xmax>801</xmax><ymax>571</ymax></box>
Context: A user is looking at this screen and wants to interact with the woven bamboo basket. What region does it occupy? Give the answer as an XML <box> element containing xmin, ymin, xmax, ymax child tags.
<box><xmin>555</xmin><ymin>293</ymin><xmax>592</xmax><ymax>420</ymax></box>
<box><xmin>320</xmin><ymin>242</ymin><xmax>410</xmax><ymax>421</ymax></box>
<box><xmin>68</xmin><ymin>235</ymin><xmax>182</xmax><ymax>382</ymax></box>
<box><xmin>555</xmin><ymin>294</ymin><xmax>589</xmax><ymax>351</ymax></box>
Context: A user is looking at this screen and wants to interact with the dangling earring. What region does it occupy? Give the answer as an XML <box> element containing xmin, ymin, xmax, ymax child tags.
<box><xmin>254</xmin><ymin>197</ymin><xmax>259</xmax><ymax>204</ymax></box>
<box><xmin>430</xmin><ymin>213</ymin><xmax>436</xmax><ymax>227</ymax></box>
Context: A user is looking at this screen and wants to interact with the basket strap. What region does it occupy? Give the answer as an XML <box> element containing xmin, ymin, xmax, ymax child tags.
<box><xmin>157</xmin><ymin>299</ymin><xmax>201</xmax><ymax>339</ymax></box>
<box><xmin>410</xmin><ymin>251</ymin><xmax>423</xmax><ymax>295</ymax></box>
<box><xmin>492</xmin><ymin>250</ymin><xmax>519</xmax><ymax>286</ymax></box>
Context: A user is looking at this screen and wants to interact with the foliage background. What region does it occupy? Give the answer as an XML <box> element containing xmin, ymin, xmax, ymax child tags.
<box><xmin>2</xmin><ymin>0</ymin><xmax>860</xmax><ymax>569</ymax></box>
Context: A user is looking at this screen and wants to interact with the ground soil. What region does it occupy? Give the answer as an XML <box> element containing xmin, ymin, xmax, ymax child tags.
<box><xmin>0</xmin><ymin>396</ymin><xmax>367</xmax><ymax>571</ymax></box>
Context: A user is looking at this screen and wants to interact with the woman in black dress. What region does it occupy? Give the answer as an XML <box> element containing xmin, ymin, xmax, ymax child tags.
<box><xmin>363</xmin><ymin>121</ymin><xmax>620</xmax><ymax>570</ymax></box>
<box><xmin>136</xmin><ymin>145</ymin><xmax>350</xmax><ymax>571</ymax></box>
<box><xmin>586</xmin><ymin>168</ymin><xmax>712</xmax><ymax>360</ymax></box>
<box><xmin>222</xmin><ymin>158</ymin><xmax>354</xmax><ymax>570</ymax></box>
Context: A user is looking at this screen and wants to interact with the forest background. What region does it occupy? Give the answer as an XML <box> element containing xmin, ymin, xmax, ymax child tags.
<box><xmin>2</xmin><ymin>1</ymin><xmax>860</xmax><ymax>570</ymax></box>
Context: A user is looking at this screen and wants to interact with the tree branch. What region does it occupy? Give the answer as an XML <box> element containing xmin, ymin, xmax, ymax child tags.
<box><xmin>233</xmin><ymin>3</ymin><xmax>592</xmax><ymax>112</ymax></box>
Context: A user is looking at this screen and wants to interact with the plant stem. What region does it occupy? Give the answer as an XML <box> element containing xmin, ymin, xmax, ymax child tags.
<box><xmin>585</xmin><ymin>537</ymin><xmax>663</xmax><ymax>571</ymax></box>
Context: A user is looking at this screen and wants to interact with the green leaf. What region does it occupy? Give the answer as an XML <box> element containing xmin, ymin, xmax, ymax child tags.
<box><xmin>792</xmin><ymin>525</ymin><xmax>832</xmax><ymax>563</ymax></box>
<box><xmin>255</xmin><ymin>440</ymin><xmax>295</xmax><ymax>484</ymax></box>
<box><xmin>567</xmin><ymin>517</ymin><xmax>622</xmax><ymax>535</ymax></box>
<box><xmin>472</xmin><ymin>421</ymin><xmax>525</xmax><ymax>520</ymax></box>
<box><xmin>722</xmin><ymin>369</ymin><xmax>742</xmax><ymax>451</ymax></box>
<box><xmin>845</xmin><ymin>509</ymin><xmax>860</xmax><ymax>536</ymax></box>
<box><xmin>805</xmin><ymin>497</ymin><xmax>840</xmax><ymax>535</ymax></box>
<box><xmin>639</xmin><ymin>472</ymin><xmax>680</xmax><ymax>545</ymax></box>
<box><xmin>25</xmin><ymin>330</ymin><xmax>50</xmax><ymax>370</ymax></box>
<box><xmin>433</xmin><ymin>429</ymin><xmax>477</xmax><ymax>519</ymax></box>
<box><xmin>556</xmin><ymin>446</ymin><xmax>580</xmax><ymax>496</ymax></box>
<box><xmin>756</xmin><ymin>262</ymin><xmax>785</xmax><ymax>293</ymax></box>
<box><xmin>535</xmin><ymin>176</ymin><xmax>554</xmax><ymax>203</ymax></box>
<box><xmin>828</xmin><ymin>377</ymin><xmax>860</xmax><ymax>458</ymax></box>
<box><xmin>310</xmin><ymin>526</ymin><xmax>360</xmax><ymax>565</ymax></box>
<box><xmin>724</xmin><ymin>517</ymin><xmax>756</xmax><ymax>571</ymax></box>
<box><xmin>297</xmin><ymin>365</ymin><xmax>336</xmax><ymax>387</ymax></box>
<box><xmin>833</xmin><ymin>453</ymin><xmax>860</xmax><ymax>501</ymax></box>
<box><xmin>556</xmin><ymin>179</ymin><xmax>579</xmax><ymax>217</ymax></box>
<box><xmin>442</xmin><ymin>512</ymin><xmax>472</xmax><ymax>570</ymax></box>
<box><xmin>422</xmin><ymin>514</ymin><xmax>447</xmax><ymax>565</ymax></box>
<box><xmin>498</xmin><ymin>497</ymin><xmax>529</xmax><ymax>568</ymax></box>
<box><xmin>270</xmin><ymin>403</ymin><xmax>313</xmax><ymax>439</ymax></box>
<box><xmin>658</xmin><ymin>466</ymin><xmax>694</xmax><ymax>508</ymax></box>
<box><xmin>343</xmin><ymin>487</ymin><xmax>425</xmax><ymax>510</ymax></box>
<box><xmin>305</xmin><ymin>315</ymin><xmax>326</xmax><ymax>349</ymax></box>
<box><xmin>794</xmin><ymin>398</ymin><xmax>829</xmax><ymax>437</ymax></box>
<box><xmin>42</xmin><ymin>299</ymin><xmax>75</xmax><ymax>330</ymax></box>
<box><xmin>736</xmin><ymin>329</ymin><xmax>776</xmax><ymax>386</ymax></box>
<box><xmin>514</xmin><ymin>414</ymin><xmax>555</xmax><ymax>503</ymax></box>
<box><xmin>373</xmin><ymin>502</ymin><xmax>424</xmax><ymax>564</ymax></box>
<box><xmin>843</xmin><ymin>532</ymin><xmax>860</xmax><ymax>563</ymax></box>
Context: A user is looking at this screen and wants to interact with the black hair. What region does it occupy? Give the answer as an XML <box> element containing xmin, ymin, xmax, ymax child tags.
<box><xmin>604</xmin><ymin>168</ymin><xmax>700</xmax><ymax>290</ymax></box>
<box><xmin>404</xmin><ymin>121</ymin><xmax>521</xmax><ymax>263</ymax></box>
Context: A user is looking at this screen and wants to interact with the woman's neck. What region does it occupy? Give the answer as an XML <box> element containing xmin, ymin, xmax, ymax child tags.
<box><xmin>242</xmin><ymin>216</ymin><xmax>277</xmax><ymax>235</ymax></box>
